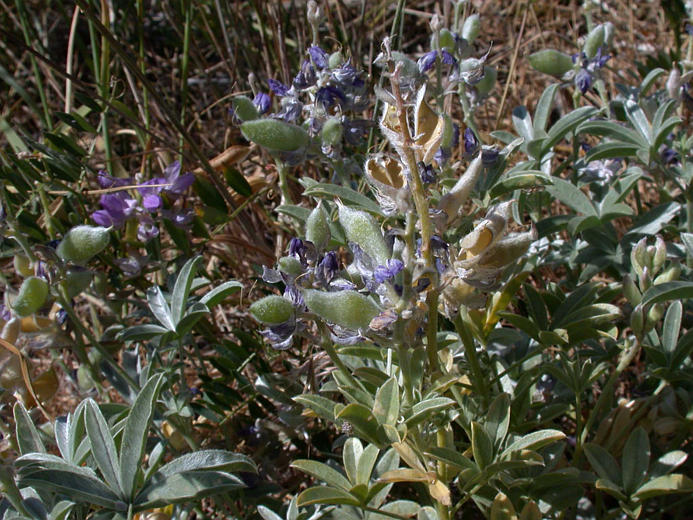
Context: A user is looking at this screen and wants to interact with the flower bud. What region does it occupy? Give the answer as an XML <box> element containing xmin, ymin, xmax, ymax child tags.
<box><xmin>639</xmin><ymin>266</ymin><xmax>651</xmax><ymax>293</ymax></box>
<box><xmin>583</xmin><ymin>24</ymin><xmax>605</xmax><ymax>58</ymax></box>
<box><xmin>305</xmin><ymin>204</ymin><xmax>331</xmax><ymax>251</ymax></box>
<box><xmin>320</xmin><ymin>117</ymin><xmax>343</xmax><ymax>147</ymax></box>
<box><xmin>462</xmin><ymin>14</ymin><xmax>480</xmax><ymax>44</ymax></box>
<box><xmin>241</xmin><ymin>119</ymin><xmax>310</xmax><ymax>152</ymax></box>
<box><xmin>14</xmin><ymin>255</ymin><xmax>33</xmax><ymax>278</ymax></box>
<box><xmin>231</xmin><ymin>95</ymin><xmax>259</xmax><ymax>122</ymax></box>
<box><xmin>529</xmin><ymin>49</ymin><xmax>574</xmax><ymax>77</ymax></box>
<box><xmin>338</xmin><ymin>204</ymin><xmax>390</xmax><ymax>265</ymax></box>
<box><xmin>622</xmin><ymin>274</ymin><xmax>641</xmax><ymax>306</ymax></box>
<box><xmin>303</xmin><ymin>289</ymin><xmax>380</xmax><ymax>330</ymax></box>
<box><xmin>602</xmin><ymin>22</ymin><xmax>614</xmax><ymax>48</ymax></box>
<box><xmin>249</xmin><ymin>295</ymin><xmax>294</xmax><ymax>325</ymax></box>
<box><xmin>630</xmin><ymin>305</ymin><xmax>644</xmax><ymax>336</ymax></box>
<box><xmin>667</xmin><ymin>67</ymin><xmax>681</xmax><ymax>100</ymax></box>
<box><xmin>630</xmin><ymin>237</ymin><xmax>647</xmax><ymax>276</ymax></box>
<box><xmin>57</xmin><ymin>225</ymin><xmax>110</xmax><ymax>264</ymax></box>
<box><xmin>652</xmin><ymin>235</ymin><xmax>667</xmax><ymax>275</ymax></box>
<box><xmin>645</xmin><ymin>302</ymin><xmax>665</xmax><ymax>332</ymax></box>
<box><xmin>654</xmin><ymin>263</ymin><xmax>681</xmax><ymax>285</ymax></box>
<box><xmin>437</xmin><ymin>155</ymin><xmax>483</xmax><ymax>224</ymax></box>
<box><xmin>12</xmin><ymin>276</ymin><xmax>49</xmax><ymax>317</ymax></box>
<box><xmin>328</xmin><ymin>51</ymin><xmax>344</xmax><ymax>69</ymax></box>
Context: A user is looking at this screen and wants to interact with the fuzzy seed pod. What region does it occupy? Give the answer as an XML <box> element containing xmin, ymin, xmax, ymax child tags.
<box><xmin>438</xmin><ymin>155</ymin><xmax>484</xmax><ymax>224</ymax></box>
<box><xmin>320</xmin><ymin>117</ymin><xmax>343</xmax><ymax>147</ymax></box>
<box><xmin>250</xmin><ymin>295</ymin><xmax>294</xmax><ymax>325</ymax></box>
<box><xmin>622</xmin><ymin>274</ymin><xmax>642</xmax><ymax>307</ymax></box>
<box><xmin>12</xmin><ymin>276</ymin><xmax>49</xmax><ymax>317</ymax></box>
<box><xmin>438</xmin><ymin>29</ymin><xmax>456</xmax><ymax>52</ymax></box>
<box><xmin>462</xmin><ymin>14</ymin><xmax>480</xmax><ymax>44</ymax></box>
<box><xmin>303</xmin><ymin>289</ymin><xmax>380</xmax><ymax>330</ymax></box>
<box><xmin>338</xmin><ymin>204</ymin><xmax>390</xmax><ymax>265</ymax></box>
<box><xmin>529</xmin><ymin>49</ymin><xmax>574</xmax><ymax>77</ymax></box>
<box><xmin>305</xmin><ymin>204</ymin><xmax>331</xmax><ymax>251</ymax></box>
<box><xmin>241</xmin><ymin>119</ymin><xmax>310</xmax><ymax>152</ymax></box>
<box><xmin>64</xmin><ymin>268</ymin><xmax>93</xmax><ymax>298</ymax></box>
<box><xmin>14</xmin><ymin>255</ymin><xmax>33</xmax><ymax>278</ymax></box>
<box><xmin>630</xmin><ymin>305</ymin><xmax>644</xmax><ymax>336</ymax></box>
<box><xmin>231</xmin><ymin>96</ymin><xmax>259</xmax><ymax>122</ymax></box>
<box><xmin>654</xmin><ymin>264</ymin><xmax>681</xmax><ymax>285</ymax></box>
<box><xmin>278</xmin><ymin>256</ymin><xmax>303</xmax><ymax>277</ymax></box>
<box><xmin>583</xmin><ymin>25</ymin><xmax>605</xmax><ymax>58</ymax></box>
<box><xmin>57</xmin><ymin>225</ymin><xmax>110</xmax><ymax>264</ymax></box>
<box><xmin>474</xmin><ymin>66</ymin><xmax>497</xmax><ymax>97</ymax></box>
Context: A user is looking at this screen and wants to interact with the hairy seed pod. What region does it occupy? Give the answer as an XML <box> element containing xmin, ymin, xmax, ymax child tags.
<box><xmin>583</xmin><ymin>24</ymin><xmax>605</xmax><ymax>58</ymax></box>
<box><xmin>529</xmin><ymin>49</ymin><xmax>574</xmax><ymax>77</ymax></box>
<box><xmin>476</xmin><ymin>229</ymin><xmax>537</xmax><ymax>269</ymax></box>
<box><xmin>305</xmin><ymin>204</ymin><xmax>331</xmax><ymax>251</ymax></box>
<box><xmin>667</xmin><ymin>67</ymin><xmax>681</xmax><ymax>100</ymax></box>
<box><xmin>462</xmin><ymin>14</ymin><xmax>480</xmax><ymax>44</ymax></box>
<box><xmin>12</xmin><ymin>276</ymin><xmax>49</xmax><ymax>317</ymax></box>
<box><xmin>303</xmin><ymin>289</ymin><xmax>380</xmax><ymax>330</ymax></box>
<box><xmin>630</xmin><ymin>237</ymin><xmax>648</xmax><ymax>276</ymax></box>
<box><xmin>249</xmin><ymin>295</ymin><xmax>294</xmax><ymax>325</ymax></box>
<box><xmin>437</xmin><ymin>155</ymin><xmax>484</xmax><ymax>224</ymax></box>
<box><xmin>241</xmin><ymin>119</ymin><xmax>310</xmax><ymax>152</ymax></box>
<box><xmin>338</xmin><ymin>204</ymin><xmax>390</xmax><ymax>265</ymax></box>
<box><xmin>645</xmin><ymin>302</ymin><xmax>665</xmax><ymax>332</ymax></box>
<box><xmin>57</xmin><ymin>225</ymin><xmax>110</xmax><ymax>264</ymax></box>
<box><xmin>639</xmin><ymin>266</ymin><xmax>651</xmax><ymax>293</ymax></box>
<box><xmin>438</xmin><ymin>28</ymin><xmax>456</xmax><ymax>52</ymax></box>
<box><xmin>14</xmin><ymin>255</ymin><xmax>33</xmax><ymax>278</ymax></box>
<box><xmin>652</xmin><ymin>236</ymin><xmax>667</xmax><ymax>275</ymax></box>
<box><xmin>320</xmin><ymin>117</ymin><xmax>343</xmax><ymax>147</ymax></box>
<box><xmin>328</xmin><ymin>51</ymin><xmax>344</xmax><ymax>69</ymax></box>
<box><xmin>278</xmin><ymin>256</ymin><xmax>303</xmax><ymax>277</ymax></box>
<box><xmin>231</xmin><ymin>96</ymin><xmax>259</xmax><ymax>122</ymax></box>
<box><xmin>602</xmin><ymin>22</ymin><xmax>615</xmax><ymax>48</ymax></box>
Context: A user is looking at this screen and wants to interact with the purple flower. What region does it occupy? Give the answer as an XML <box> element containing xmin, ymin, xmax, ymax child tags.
<box><xmin>434</xmin><ymin>146</ymin><xmax>451</xmax><ymax>166</ymax></box>
<box><xmin>575</xmin><ymin>69</ymin><xmax>592</xmax><ymax>94</ymax></box>
<box><xmin>332</xmin><ymin>63</ymin><xmax>362</xmax><ymax>87</ymax></box>
<box><xmin>268</xmin><ymin>78</ymin><xmax>289</xmax><ymax>96</ymax></box>
<box><xmin>253</xmin><ymin>92</ymin><xmax>271</xmax><ymax>114</ymax></box>
<box><xmin>481</xmin><ymin>146</ymin><xmax>500</xmax><ymax>165</ymax></box>
<box><xmin>660</xmin><ymin>146</ymin><xmax>679</xmax><ymax>165</ymax></box>
<box><xmin>162</xmin><ymin>161</ymin><xmax>195</xmax><ymax>196</ymax></box>
<box><xmin>374</xmin><ymin>259</ymin><xmax>404</xmax><ymax>284</ymax></box>
<box><xmin>0</xmin><ymin>304</ymin><xmax>11</xmax><ymax>321</ymax></box>
<box><xmin>308</xmin><ymin>46</ymin><xmax>329</xmax><ymax>69</ymax></box>
<box><xmin>343</xmin><ymin>118</ymin><xmax>372</xmax><ymax>145</ymax></box>
<box><xmin>97</xmin><ymin>171</ymin><xmax>130</xmax><ymax>189</ymax></box>
<box><xmin>161</xmin><ymin>208</ymin><xmax>194</xmax><ymax>228</ymax></box>
<box><xmin>418</xmin><ymin>51</ymin><xmax>438</xmax><ymax>73</ymax></box>
<box><xmin>317</xmin><ymin>251</ymin><xmax>339</xmax><ymax>284</ymax></box>
<box><xmin>276</xmin><ymin>97</ymin><xmax>303</xmax><ymax>122</ymax></box>
<box><xmin>293</xmin><ymin>60</ymin><xmax>317</xmax><ymax>90</ymax></box>
<box><xmin>440</xmin><ymin>49</ymin><xmax>457</xmax><ymax>65</ymax></box>
<box><xmin>92</xmin><ymin>193</ymin><xmax>130</xmax><ymax>227</ymax></box>
<box><xmin>289</xmin><ymin>237</ymin><xmax>306</xmax><ymax>258</ymax></box>
<box><xmin>137</xmin><ymin>218</ymin><xmax>159</xmax><ymax>242</ymax></box>
<box><xmin>418</xmin><ymin>162</ymin><xmax>436</xmax><ymax>184</ymax></box>
<box><xmin>316</xmin><ymin>86</ymin><xmax>346</xmax><ymax>109</ymax></box>
<box><xmin>463</xmin><ymin>128</ymin><xmax>479</xmax><ymax>156</ymax></box>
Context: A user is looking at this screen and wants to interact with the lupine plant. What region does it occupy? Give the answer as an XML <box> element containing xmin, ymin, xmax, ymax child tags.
<box><xmin>1</xmin><ymin>1</ymin><xmax>693</xmax><ymax>520</ymax></box>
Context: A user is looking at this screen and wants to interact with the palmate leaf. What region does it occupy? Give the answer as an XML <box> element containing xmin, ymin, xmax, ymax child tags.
<box><xmin>170</xmin><ymin>256</ymin><xmax>203</xmax><ymax>325</ymax></box>
<box><xmin>84</xmin><ymin>399</ymin><xmax>123</xmax><ymax>497</ymax></box>
<box><xmin>146</xmin><ymin>286</ymin><xmax>176</xmax><ymax>331</ymax></box>
<box><xmin>153</xmin><ymin>450</ymin><xmax>256</xmax><ymax>478</ymax></box>
<box><xmin>13</xmin><ymin>402</ymin><xmax>45</xmax><ymax>455</ymax></box>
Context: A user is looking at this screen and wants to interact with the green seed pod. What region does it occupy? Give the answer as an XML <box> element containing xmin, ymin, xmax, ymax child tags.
<box><xmin>583</xmin><ymin>24</ymin><xmax>605</xmax><ymax>59</ymax></box>
<box><xmin>462</xmin><ymin>14</ymin><xmax>480</xmax><ymax>44</ymax></box>
<box><xmin>438</xmin><ymin>155</ymin><xmax>484</xmax><ymax>224</ymax></box>
<box><xmin>320</xmin><ymin>117</ymin><xmax>343</xmax><ymax>147</ymax></box>
<box><xmin>14</xmin><ymin>255</ymin><xmax>33</xmax><ymax>278</ymax></box>
<box><xmin>65</xmin><ymin>268</ymin><xmax>93</xmax><ymax>298</ymax></box>
<box><xmin>12</xmin><ymin>276</ymin><xmax>49</xmax><ymax>317</ymax></box>
<box><xmin>1</xmin><ymin>317</ymin><xmax>21</xmax><ymax>344</ymax></box>
<box><xmin>57</xmin><ymin>225</ymin><xmax>110</xmax><ymax>264</ymax></box>
<box><xmin>602</xmin><ymin>22</ymin><xmax>614</xmax><ymax>49</ymax></box>
<box><xmin>249</xmin><ymin>295</ymin><xmax>294</xmax><ymax>325</ymax></box>
<box><xmin>528</xmin><ymin>49</ymin><xmax>574</xmax><ymax>77</ymax></box>
<box><xmin>474</xmin><ymin>66</ymin><xmax>497</xmax><ymax>96</ymax></box>
<box><xmin>278</xmin><ymin>256</ymin><xmax>303</xmax><ymax>277</ymax></box>
<box><xmin>303</xmin><ymin>289</ymin><xmax>380</xmax><ymax>330</ymax></box>
<box><xmin>328</xmin><ymin>51</ymin><xmax>344</xmax><ymax>69</ymax></box>
<box><xmin>645</xmin><ymin>302</ymin><xmax>665</xmax><ymax>332</ymax></box>
<box><xmin>390</xmin><ymin>51</ymin><xmax>420</xmax><ymax>79</ymax></box>
<box><xmin>338</xmin><ymin>204</ymin><xmax>389</xmax><ymax>265</ymax></box>
<box><xmin>622</xmin><ymin>274</ymin><xmax>641</xmax><ymax>306</ymax></box>
<box><xmin>438</xmin><ymin>28</ymin><xmax>456</xmax><ymax>51</ymax></box>
<box><xmin>630</xmin><ymin>305</ymin><xmax>644</xmax><ymax>337</ymax></box>
<box><xmin>639</xmin><ymin>267</ymin><xmax>651</xmax><ymax>293</ymax></box>
<box><xmin>305</xmin><ymin>203</ymin><xmax>331</xmax><ymax>251</ymax></box>
<box><xmin>241</xmin><ymin>119</ymin><xmax>310</xmax><ymax>152</ymax></box>
<box><xmin>231</xmin><ymin>95</ymin><xmax>259</xmax><ymax>122</ymax></box>
<box><xmin>654</xmin><ymin>263</ymin><xmax>681</xmax><ymax>285</ymax></box>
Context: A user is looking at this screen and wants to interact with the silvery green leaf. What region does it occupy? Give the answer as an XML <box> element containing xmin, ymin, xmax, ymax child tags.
<box><xmin>343</xmin><ymin>437</ymin><xmax>363</xmax><ymax>485</ymax></box>
<box><xmin>372</xmin><ymin>377</ymin><xmax>399</xmax><ymax>427</ymax></box>
<box><xmin>296</xmin><ymin>486</ymin><xmax>361</xmax><ymax>507</ymax></box>
<box><xmin>485</xmin><ymin>393</ymin><xmax>511</xmax><ymax>448</ymax></box>
<box><xmin>13</xmin><ymin>402</ymin><xmax>45</xmax><ymax>455</ymax></box>
<box><xmin>634</xmin><ymin>474</ymin><xmax>693</xmax><ymax>500</ymax></box>
<box><xmin>84</xmin><ymin>400</ymin><xmax>123</xmax><ymax>497</ymax></box>
<box><xmin>119</xmin><ymin>373</ymin><xmax>164</xmax><ymax>500</ymax></box>
<box><xmin>134</xmin><ymin>470</ymin><xmax>245</xmax><ymax>509</ymax></box>
<box><xmin>542</xmin><ymin>106</ymin><xmax>598</xmax><ymax>155</ymax></box>
<box><xmin>405</xmin><ymin>398</ymin><xmax>455</xmax><ymax>426</ymax></box>
<box><xmin>175</xmin><ymin>302</ymin><xmax>210</xmax><ymax>337</ymax></box>
<box><xmin>471</xmin><ymin>421</ymin><xmax>493</xmax><ymax>469</ymax></box>
<box><xmin>291</xmin><ymin>460</ymin><xmax>351</xmax><ymax>491</ymax></box>
<box><xmin>621</xmin><ymin>427</ymin><xmax>650</xmax><ymax>495</ymax></box>
<box><xmin>533</xmin><ymin>84</ymin><xmax>559</xmax><ymax>134</ymax></box>
<box><xmin>356</xmin><ymin>444</ymin><xmax>379</xmax><ymax>487</ymax></box>
<box><xmin>512</xmin><ymin>106</ymin><xmax>534</xmax><ymax>143</ymax></box>
<box><xmin>171</xmin><ymin>256</ymin><xmax>203</xmax><ymax>325</ymax></box>
<box><xmin>146</xmin><ymin>286</ymin><xmax>175</xmax><ymax>331</ymax></box>
<box><xmin>257</xmin><ymin>506</ymin><xmax>284</xmax><ymax>520</ymax></box>
<box><xmin>199</xmin><ymin>280</ymin><xmax>243</xmax><ymax>307</ymax></box>
<box><xmin>154</xmin><ymin>450</ymin><xmax>256</xmax><ymax>478</ymax></box>
<box><xmin>583</xmin><ymin>443</ymin><xmax>621</xmax><ymax>485</ymax></box>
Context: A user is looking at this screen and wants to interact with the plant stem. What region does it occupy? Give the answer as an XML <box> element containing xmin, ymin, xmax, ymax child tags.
<box><xmin>276</xmin><ymin>160</ymin><xmax>293</xmax><ymax>205</ymax></box>
<box><xmin>453</xmin><ymin>313</ymin><xmax>488</xmax><ymax>408</ymax></box>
